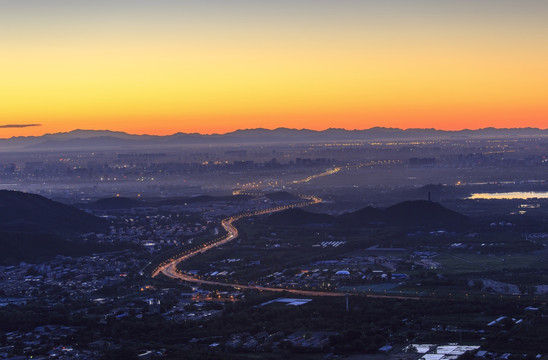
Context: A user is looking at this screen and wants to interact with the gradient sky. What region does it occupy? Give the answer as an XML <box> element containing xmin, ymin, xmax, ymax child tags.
<box><xmin>1</xmin><ymin>0</ymin><xmax>547</xmax><ymax>137</ymax></box>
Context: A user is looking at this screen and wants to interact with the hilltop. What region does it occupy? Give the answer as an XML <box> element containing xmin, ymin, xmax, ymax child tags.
<box><xmin>0</xmin><ymin>190</ymin><xmax>107</xmax><ymax>234</ymax></box>
<box><xmin>340</xmin><ymin>200</ymin><xmax>472</xmax><ymax>229</ymax></box>
<box><xmin>0</xmin><ymin>190</ymin><xmax>109</xmax><ymax>263</ymax></box>
<box><xmin>265</xmin><ymin>200</ymin><xmax>471</xmax><ymax>230</ymax></box>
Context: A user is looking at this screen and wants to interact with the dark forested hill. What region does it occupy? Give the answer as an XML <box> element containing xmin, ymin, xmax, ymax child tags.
<box><xmin>0</xmin><ymin>190</ymin><xmax>109</xmax><ymax>263</ymax></box>
<box><xmin>339</xmin><ymin>200</ymin><xmax>472</xmax><ymax>229</ymax></box>
<box><xmin>0</xmin><ymin>190</ymin><xmax>107</xmax><ymax>234</ymax></box>
<box><xmin>265</xmin><ymin>200</ymin><xmax>472</xmax><ymax>230</ymax></box>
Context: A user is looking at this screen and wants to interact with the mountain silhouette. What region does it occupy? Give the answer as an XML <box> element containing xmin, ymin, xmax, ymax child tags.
<box><xmin>1</xmin><ymin>127</ymin><xmax>547</xmax><ymax>150</ymax></box>
<box><xmin>265</xmin><ymin>200</ymin><xmax>471</xmax><ymax>230</ymax></box>
<box><xmin>0</xmin><ymin>190</ymin><xmax>110</xmax><ymax>263</ymax></box>
<box><xmin>383</xmin><ymin>200</ymin><xmax>470</xmax><ymax>228</ymax></box>
<box><xmin>0</xmin><ymin>190</ymin><xmax>107</xmax><ymax>234</ymax></box>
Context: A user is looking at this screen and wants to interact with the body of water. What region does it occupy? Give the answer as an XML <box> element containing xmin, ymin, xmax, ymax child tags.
<box><xmin>467</xmin><ymin>191</ymin><xmax>548</xmax><ymax>200</ymax></box>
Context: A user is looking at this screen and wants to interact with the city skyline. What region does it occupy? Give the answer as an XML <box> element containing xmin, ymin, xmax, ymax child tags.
<box><xmin>1</xmin><ymin>0</ymin><xmax>547</xmax><ymax>137</ymax></box>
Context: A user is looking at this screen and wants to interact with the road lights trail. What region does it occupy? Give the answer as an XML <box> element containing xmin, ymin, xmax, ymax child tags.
<box><xmin>151</xmin><ymin>195</ymin><xmax>321</xmax><ymax>279</ymax></box>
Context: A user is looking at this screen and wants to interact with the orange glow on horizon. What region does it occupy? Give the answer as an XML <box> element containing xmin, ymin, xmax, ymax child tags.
<box><xmin>1</xmin><ymin>1</ymin><xmax>547</xmax><ymax>138</ymax></box>
<box><xmin>2</xmin><ymin>105</ymin><xmax>547</xmax><ymax>139</ymax></box>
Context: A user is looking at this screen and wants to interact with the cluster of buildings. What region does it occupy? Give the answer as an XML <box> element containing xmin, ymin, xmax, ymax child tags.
<box><xmin>186</xmin><ymin>249</ymin><xmax>445</xmax><ymax>293</ymax></box>
<box><xmin>82</xmin><ymin>196</ymin><xmax>304</xmax><ymax>253</ymax></box>
<box><xmin>83</xmin><ymin>211</ymin><xmax>210</xmax><ymax>251</ymax></box>
<box><xmin>249</xmin><ymin>254</ymin><xmax>437</xmax><ymax>291</ymax></box>
<box><xmin>0</xmin><ymin>251</ymin><xmax>144</xmax><ymax>301</ymax></box>
<box><xmin>2</xmin><ymin>326</ymin><xmax>85</xmax><ymax>359</ymax></box>
<box><xmin>206</xmin><ymin>329</ymin><xmax>332</xmax><ymax>353</ymax></box>
<box><xmin>405</xmin><ymin>344</ymin><xmax>480</xmax><ymax>360</ymax></box>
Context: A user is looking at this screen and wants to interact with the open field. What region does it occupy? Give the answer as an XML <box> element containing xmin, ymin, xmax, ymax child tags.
<box><xmin>435</xmin><ymin>252</ymin><xmax>548</xmax><ymax>275</ymax></box>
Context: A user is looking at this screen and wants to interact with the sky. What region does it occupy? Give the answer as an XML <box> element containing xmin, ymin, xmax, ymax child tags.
<box><xmin>1</xmin><ymin>0</ymin><xmax>547</xmax><ymax>137</ymax></box>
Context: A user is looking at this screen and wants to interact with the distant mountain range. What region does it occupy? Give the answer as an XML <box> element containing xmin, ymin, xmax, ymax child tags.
<box><xmin>265</xmin><ymin>200</ymin><xmax>472</xmax><ymax>230</ymax></box>
<box><xmin>1</xmin><ymin>127</ymin><xmax>547</xmax><ymax>150</ymax></box>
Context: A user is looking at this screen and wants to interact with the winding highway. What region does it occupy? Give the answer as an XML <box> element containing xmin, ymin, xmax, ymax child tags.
<box><xmin>151</xmin><ymin>195</ymin><xmax>320</xmax><ymax>279</ymax></box>
<box><xmin>151</xmin><ymin>193</ymin><xmax>421</xmax><ymax>300</ymax></box>
<box><xmin>152</xmin><ymin>162</ymin><xmax>413</xmax><ymax>299</ymax></box>
<box><xmin>149</xmin><ymin>164</ymin><xmax>537</xmax><ymax>302</ymax></box>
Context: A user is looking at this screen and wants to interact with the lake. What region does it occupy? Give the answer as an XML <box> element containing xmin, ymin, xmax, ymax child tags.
<box><xmin>467</xmin><ymin>191</ymin><xmax>548</xmax><ymax>200</ymax></box>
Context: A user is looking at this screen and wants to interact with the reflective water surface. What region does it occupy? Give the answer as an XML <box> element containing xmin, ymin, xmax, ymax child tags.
<box><xmin>467</xmin><ymin>191</ymin><xmax>548</xmax><ymax>200</ymax></box>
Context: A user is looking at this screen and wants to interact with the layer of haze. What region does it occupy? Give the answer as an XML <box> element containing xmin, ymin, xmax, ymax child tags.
<box><xmin>1</xmin><ymin>0</ymin><xmax>547</xmax><ymax>137</ymax></box>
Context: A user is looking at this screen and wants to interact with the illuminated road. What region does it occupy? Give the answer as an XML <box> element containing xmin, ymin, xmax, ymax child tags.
<box><xmin>152</xmin><ymin>163</ymin><xmax>413</xmax><ymax>298</ymax></box>
<box><xmin>233</xmin><ymin>160</ymin><xmax>401</xmax><ymax>194</ymax></box>
<box><xmin>291</xmin><ymin>167</ymin><xmax>341</xmax><ymax>184</ymax></box>
<box><xmin>292</xmin><ymin>160</ymin><xmax>401</xmax><ymax>184</ymax></box>
<box><xmin>153</xmin><ymin>270</ymin><xmax>417</xmax><ymax>300</ymax></box>
<box><xmin>151</xmin><ymin>164</ymin><xmax>534</xmax><ymax>302</ymax></box>
<box><xmin>151</xmin><ymin>194</ymin><xmax>421</xmax><ymax>300</ymax></box>
<box><xmin>151</xmin><ymin>195</ymin><xmax>320</xmax><ymax>279</ymax></box>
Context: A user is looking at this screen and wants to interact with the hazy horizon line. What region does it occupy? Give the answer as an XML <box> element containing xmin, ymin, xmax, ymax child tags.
<box><xmin>1</xmin><ymin>125</ymin><xmax>547</xmax><ymax>139</ymax></box>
